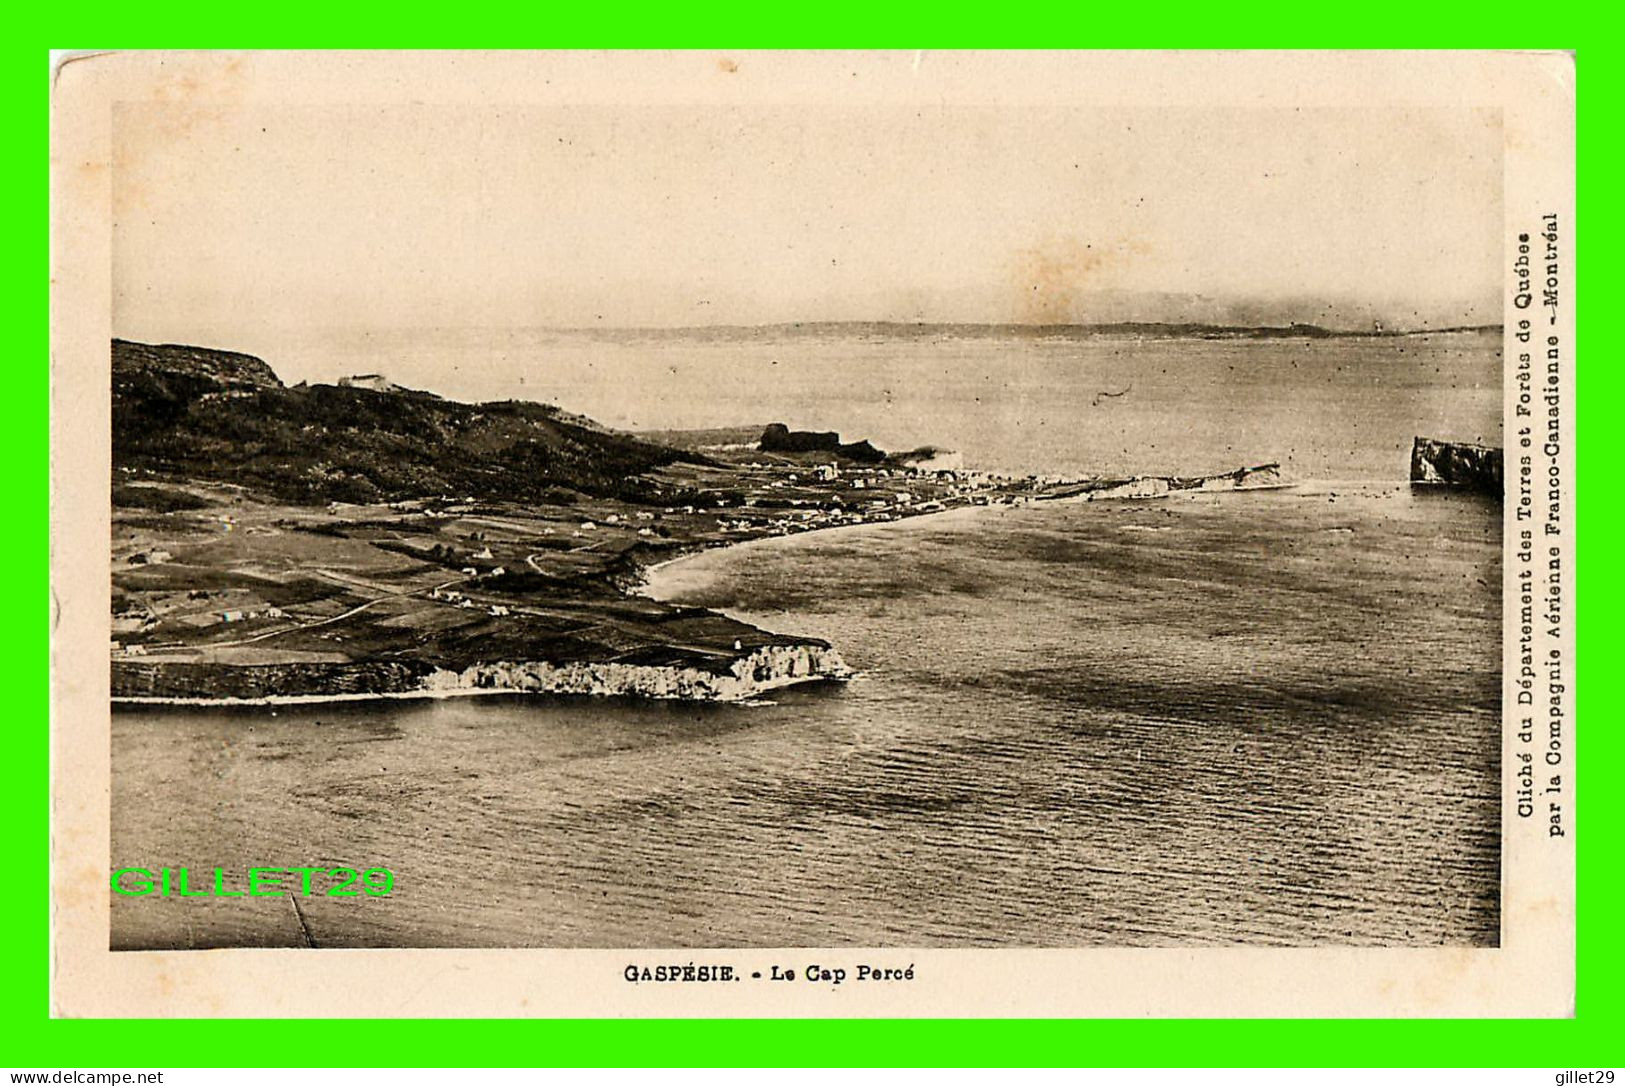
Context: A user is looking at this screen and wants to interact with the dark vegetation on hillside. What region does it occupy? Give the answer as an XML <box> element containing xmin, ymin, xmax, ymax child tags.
<box><xmin>112</xmin><ymin>339</ymin><xmax>707</xmax><ymax>506</ymax></box>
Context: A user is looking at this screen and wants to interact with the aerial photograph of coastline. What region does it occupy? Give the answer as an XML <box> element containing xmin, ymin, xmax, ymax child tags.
<box><xmin>107</xmin><ymin>84</ymin><xmax>1504</xmax><ymax>950</ymax></box>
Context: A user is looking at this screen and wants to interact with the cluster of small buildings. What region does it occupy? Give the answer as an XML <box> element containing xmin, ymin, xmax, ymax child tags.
<box><xmin>682</xmin><ymin>459</ymin><xmax>1024</xmax><ymax>540</ymax></box>
<box><xmin>218</xmin><ymin>606</ymin><xmax>285</xmax><ymax>624</ymax></box>
<box><xmin>431</xmin><ymin>586</ymin><xmax>511</xmax><ymax>619</ymax></box>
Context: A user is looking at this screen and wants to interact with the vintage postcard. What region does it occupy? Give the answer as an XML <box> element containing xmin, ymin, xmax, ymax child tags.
<box><xmin>50</xmin><ymin>49</ymin><xmax>1575</xmax><ymax>1017</ymax></box>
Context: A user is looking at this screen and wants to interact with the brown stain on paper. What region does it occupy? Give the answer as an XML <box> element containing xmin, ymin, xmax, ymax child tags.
<box><xmin>111</xmin><ymin>54</ymin><xmax>253</xmax><ymax>218</ymax></box>
<box><xmin>1008</xmin><ymin>236</ymin><xmax>1152</xmax><ymax>323</ymax></box>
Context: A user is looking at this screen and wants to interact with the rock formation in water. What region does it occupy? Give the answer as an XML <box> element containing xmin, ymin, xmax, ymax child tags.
<box><xmin>112</xmin><ymin>645</ymin><xmax>851</xmax><ymax>704</ymax></box>
<box><xmin>1410</xmin><ymin>437</ymin><xmax>1503</xmax><ymax>497</ymax></box>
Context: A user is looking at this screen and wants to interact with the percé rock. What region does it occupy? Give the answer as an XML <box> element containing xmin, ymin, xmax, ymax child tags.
<box><xmin>1410</xmin><ymin>437</ymin><xmax>1503</xmax><ymax>497</ymax></box>
<box><xmin>759</xmin><ymin>423</ymin><xmax>886</xmax><ymax>463</ymax></box>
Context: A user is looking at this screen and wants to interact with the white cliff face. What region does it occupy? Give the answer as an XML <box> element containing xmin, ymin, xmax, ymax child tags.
<box><xmin>421</xmin><ymin>644</ymin><xmax>852</xmax><ymax>702</ymax></box>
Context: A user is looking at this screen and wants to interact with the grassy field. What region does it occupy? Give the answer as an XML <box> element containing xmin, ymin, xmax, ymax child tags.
<box><xmin>111</xmin><ymin>447</ymin><xmax>1031</xmax><ymax>698</ymax></box>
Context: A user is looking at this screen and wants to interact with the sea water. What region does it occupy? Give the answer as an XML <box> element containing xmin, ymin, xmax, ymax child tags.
<box><xmin>110</xmin><ymin>330</ymin><xmax>1501</xmax><ymax>948</ymax></box>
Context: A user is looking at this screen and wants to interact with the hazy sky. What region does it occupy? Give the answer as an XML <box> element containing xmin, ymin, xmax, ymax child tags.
<box><xmin>112</xmin><ymin>102</ymin><xmax>1502</xmax><ymax>336</ymax></box>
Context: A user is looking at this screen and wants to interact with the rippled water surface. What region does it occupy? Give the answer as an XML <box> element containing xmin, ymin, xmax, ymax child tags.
<box><xmin>112</xmin><ymin>479</ymin><xmax>1500</xmax><ymax>948</ymax></box>
<box><xmin>113</xmin><ymin>329</ymin><xmax>1502</xmax><ymax>948</ymax></box>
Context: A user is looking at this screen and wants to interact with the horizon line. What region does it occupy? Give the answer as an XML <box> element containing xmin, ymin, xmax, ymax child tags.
<box><xmin>114</xmin><ymin>318</ymin><xmax>1506</xmax><ymax>348</ymax></box>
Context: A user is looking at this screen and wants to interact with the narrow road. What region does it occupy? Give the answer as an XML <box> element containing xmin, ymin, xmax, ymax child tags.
<box><xmin>162</xmin><ymin>575</ymin><xmax>470</xmax><ymax>650</ymax></box>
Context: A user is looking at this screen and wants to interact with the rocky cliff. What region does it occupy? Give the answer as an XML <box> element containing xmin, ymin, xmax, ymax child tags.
<box><xmin>759</xmin><ymin>423</ymin><xmax>886</xmax><ymax>463</ymax></box>
<box><xmin>1410</xmin><ymin>437</ymin><xmax>1503</xmax><ymax>497</ymax></box>
<box><xmin>112</xmin><ymin>660</ymin><xmax>433</xmax><ymax>700</ymax></box>
<box><xmin>425</xmin><ymin>643</ymin><xmax>851</xmax><ymax>702</ymax></box>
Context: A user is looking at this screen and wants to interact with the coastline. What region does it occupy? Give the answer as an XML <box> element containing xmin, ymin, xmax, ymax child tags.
<box><xmin>113</xmin><ymin>621</ymin><xmax>852</xmax><ymax>709</ymax></box>
<box><xmin>113</xmin><ymin>686</ymin><xmax>529</xmax><ymax>709</ymax></box>
<box><xmin>111</xmin><ymin>501</ymin><xmax>985</xmax><ymax>711</ymax></box>
<box><xmin>633</xmin><ymin>477</ymin><xmax>1430</xmax><ymax>607</ymax></box>
<box><xmin>112</xmin><ymin>387</ymin><xmax>1319</xmax><ymax>714</ymax></box>
<box><xmin>110</xmin><ymin>463</ymin><xmax>1507</xmax><ymax>951</ymax></box>
<box><xmin>637</xmin><ymin>501</ymin><xmax>992</xmax><ymax>605</ymax></box>
<box><xmin>110</xmin><ymin>666</ymin><xmax>847</xmax><ymax>709</ymax></box>
<box><xmin>114</xmin><ymin>475</ymin><xmax>1320</xmax><ymax>711</ymax></box>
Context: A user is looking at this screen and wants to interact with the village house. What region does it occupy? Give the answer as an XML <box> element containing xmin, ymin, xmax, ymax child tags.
<box><xmin>337</xmin><ymin>373</ymin><xmax>402</xmax><ymax>393</ymax></box>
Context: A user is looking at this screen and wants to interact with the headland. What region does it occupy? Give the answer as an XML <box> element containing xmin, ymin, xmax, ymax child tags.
<box><xmin>109</xmin><ymin>337</ymin><xmax>1288</xmax><ymax>705</ymax></box>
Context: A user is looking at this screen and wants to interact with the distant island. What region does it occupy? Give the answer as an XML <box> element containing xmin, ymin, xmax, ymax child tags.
<box><xmin>542</xmin><ymin>320</ymin><xmax>1503</xmax><ymax>343</ymax></box>
<box><xmin>111</xmin><ymin>338</ymin><xmax>1290</xmax><ymax>705</ymax></box>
